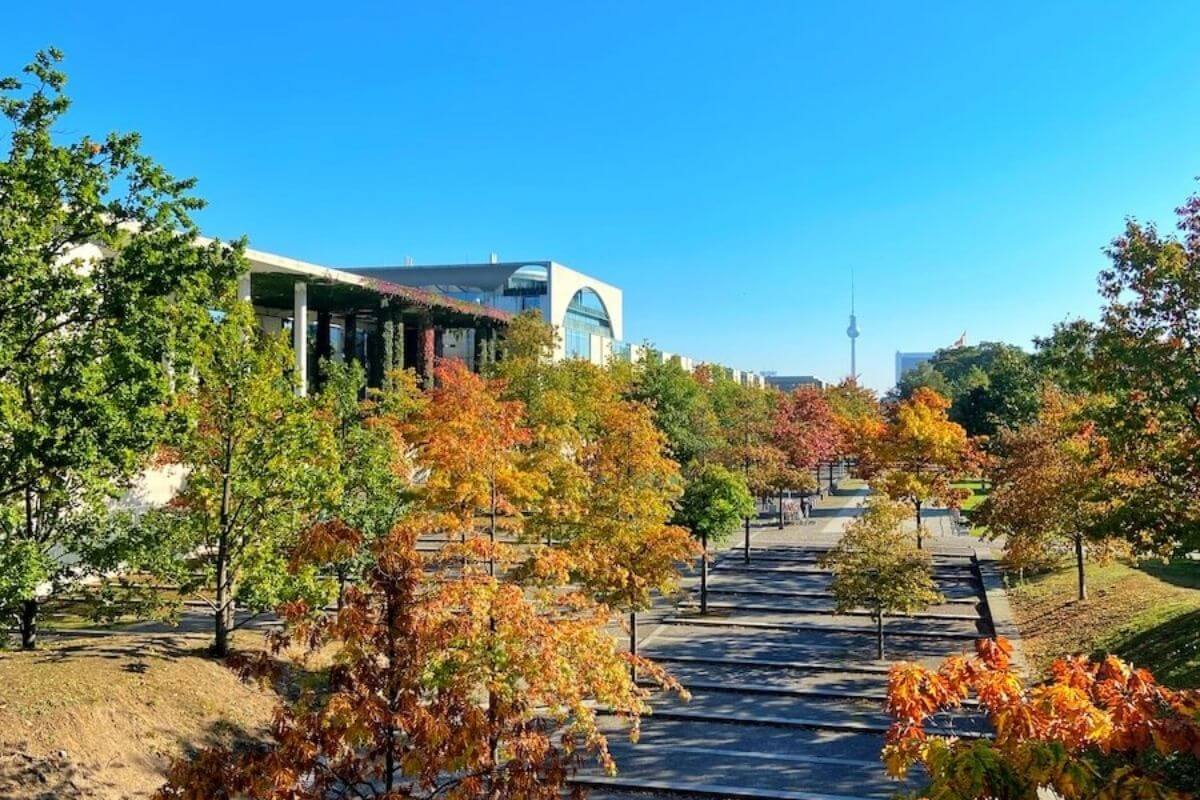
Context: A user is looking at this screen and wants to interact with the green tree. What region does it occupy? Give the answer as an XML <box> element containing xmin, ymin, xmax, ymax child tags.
<box><xmin>299</xmin><ymin>359</ymin><xmax>415</xmax><ymax>609</ymax></box>
<box><xmin>630</xmin><ymin>350</ymin><xmax>721</xmax><ymax>467</ymax></box>
<box><xmin>1089</xmin><ymin>193</ymin><xmax>1200</xmax><ymax>554</ymax></box>
<box><xmin>676</xmin><ymin>463</ymin><xmax>755</xmax><ymax>612</ymax></box>
<box><xmin>143</xmin><ymin>301</ymin><xmax>338</xmax><ymax>656</ymax></box>
<box><xmin>896</xmin><ymin>343</ymin><xmax>1038</xmax><ymax>437</ymax></box>
<box><xmin>820</xmin><ymin>498</ymin><xmax>942</xmax><ymax>659</ymax></box>
<box><xmin>0</xmin><ymin>50</ymin><xmax>241</xmax><ymax>648</ymax></box>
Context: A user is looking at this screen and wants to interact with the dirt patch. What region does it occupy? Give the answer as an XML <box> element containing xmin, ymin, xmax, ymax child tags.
<box><xmin>0</xmin><ymin>633</ymin><xmax>277</xmax><ymax>799</ymax></box>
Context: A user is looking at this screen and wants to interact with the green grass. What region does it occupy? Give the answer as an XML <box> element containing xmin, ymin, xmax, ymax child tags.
<box><xmin>950</xmin><ymin>478</ymin><xmax>988</xmax><ymax>537</ymax></box>
<box><xmin>1008</xmin><ymin>559</ymin><xmax>1200</xmax><ymax>688</ymax></box>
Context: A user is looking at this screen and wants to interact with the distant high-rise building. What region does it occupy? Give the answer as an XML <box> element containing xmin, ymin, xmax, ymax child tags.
<box><xmin>895</xmin><ymin>351</ymin><xmax>935</xmax><ymax>384</ymax></box>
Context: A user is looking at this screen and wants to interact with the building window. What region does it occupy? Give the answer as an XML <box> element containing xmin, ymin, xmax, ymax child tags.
<box><xmin>565</xmin><ymin>327</ymin><xmax>591</xmax><ymax>360</ymax></box>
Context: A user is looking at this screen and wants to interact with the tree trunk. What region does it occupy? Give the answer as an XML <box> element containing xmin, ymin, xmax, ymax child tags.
<box><xmin>489</xmin><ymin>482</ymin><xmax>497</xmax><ymax>578</ymax></box>
<box><xmin>20</xmin><ymin>599</ymin><xmax>37</xmax><ymax>650</ymax></box>
<box><xmin>629</xmin><ymin>610</ymin><xmax>638</xmax><ymax>682</ymax></box>
<box><xmin>212</xmin><ymin>409</ymin><xmax>236</xmax><ymax>658</ymax></box>
<box><xmin>213</xmin><ymin>535</ymin><xmax>231</xmax><ymax>658</ymax></box>
<box><xmin>1075</xmin><ymin>533</ymin><xmax>1087</xmax><ymax>601</ymax></box>
<box><xmin>700</xmin><ymin>530</ymin><xmax>709</xmax><ymax>614</ymax></box>
<box><xmin>828</xmin><ymin>462</ymin><xmax>835</xmax><ymax>492</ymax></box>
<box><xmin>778</xmin><ymin>488</ymin><xmax>784</xmax><ymax>530</ymax></box>
<box><xmin>21</xmin><ymin>487</ymin><xmax>38</xmax><ymax>650</ymax></box>
<box><xmin>875</xmin><ymin>609</ymin><xmax>884</xmax><ymax>660</ymax></box>
<box><xmin>743</xmin><ymin>515</ymin><xmax>751</xmax><ymax>564</ymax></box>
<box><xmin>915</xmin><ymin>500</ymin><xmax>923</xmax><ymax>550</ymax></box>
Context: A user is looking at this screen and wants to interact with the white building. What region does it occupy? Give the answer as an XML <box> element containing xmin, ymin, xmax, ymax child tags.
<box><xmin>347</xmin><ymin>259</ymin><xmax>763</xmax><ymax>383</ymax></box>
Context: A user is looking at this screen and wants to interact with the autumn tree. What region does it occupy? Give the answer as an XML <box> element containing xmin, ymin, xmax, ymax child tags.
<box><xmin>774</xmin><ymin>387</ymin><xmax>843</xmax><ymax>485</ymax></box>
<box><xmin>490</xmin><ymin>312</ymin><xmax>613</xmax><ymax>548</ymax></box>
<box><xmin>977</xmin><ymin>386</ymin><xmax>1120</xmax><ymax>600</ymax></box>
<box><xmin>884</xmin><ymin>637</ymin><xmax>1200</xmax><ymax>799</ymax></box>
<box><xmin>0</xmin><ymin>49</ymin><xmax>242</xmax><ymax>648</ymax></box>
<box><xmin>142</xmin><ymin>300</ymin><xmax>338</xmax><ymax>656</ymax></box>
<box><xmin>819</xmin><ymin>498</ymin><xmax>941</xmax><ymax>659</ymax></box>
<box><xmin>676</xmin><ymin>463</ymin><xmax>755</xmax><ymax>612</ymax></box>
<box><xmin>825</xmin><ymin>378</ymin><xmax>885</xmax><ymax>475</ymax></box>
<box><xmin>159</xmin><ymin>524</ymin><xmax>662</xmax><ymax>800</ymax></box>
<box><xmin>563</xmin><ymin>398</ymin><xmax>698</xmax><ymax>675</ymax></box>
<box><xmin>873</xmin><ymin>388</ymin><xmax>969</xmax><ymax>549</ymax></box>
<box><xmin>409</xmin><ymin>358</ymin><xmax>539</xmax><ymax>574</ymax></box>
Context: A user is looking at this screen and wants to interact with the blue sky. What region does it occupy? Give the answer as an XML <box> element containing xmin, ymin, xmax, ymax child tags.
<box><xmin>5</xmin><ymin>2</ymin><xmax>1199</xmax><ymax>390</ymax></box>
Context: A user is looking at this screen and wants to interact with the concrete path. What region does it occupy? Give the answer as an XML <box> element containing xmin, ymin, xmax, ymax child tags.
<box><xmin>576</xmin><ymin>480</ymin><xmax>997</xmax><ymax>800</ymax></box>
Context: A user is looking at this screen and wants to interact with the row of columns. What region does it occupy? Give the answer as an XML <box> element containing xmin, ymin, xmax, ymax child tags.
<box><xmin>281</xmin><ymin>278</ymin><xmax>496</xmax><ymax>397</ymax></box>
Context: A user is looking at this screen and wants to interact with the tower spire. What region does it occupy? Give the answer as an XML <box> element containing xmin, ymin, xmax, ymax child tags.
<box><xmin>846</xmin><ymin>268</ymin><xmax>860</xmax><ymax>382</ymax></box>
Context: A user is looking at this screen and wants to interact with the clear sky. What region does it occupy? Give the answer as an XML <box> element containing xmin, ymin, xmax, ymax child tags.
<box><xmin>5</xmin><ymin>2</ymin><xmax>1199</xmax><ymax>391</ymax></box>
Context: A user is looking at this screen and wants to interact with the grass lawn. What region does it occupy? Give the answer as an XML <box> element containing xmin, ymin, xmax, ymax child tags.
<box><xmin>951</xmin><ymin>478</ymin><xmax>988</xmax><ymax>537</ymax></box>
<box><xmin>1007</xmin><ymin>559</ymin><xmax>1200</xmax><ymax>688</ymax></box>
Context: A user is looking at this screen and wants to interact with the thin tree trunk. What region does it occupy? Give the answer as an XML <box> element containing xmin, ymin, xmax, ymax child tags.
<box><xmin>489</xmin><ymin>481</ymin><xmax>497</xmax><ymax>578</ymax></box>
<box><xmin>20</xmin><ymin>599</ymin><xmax>37</xmax><ymax>650</ymax></box>
<box><xmin>915</xmin><ymin>500</ymin><xmax>923</xmax><ymax>550</ymax></box>
<box><xmin>1075</xmin><ymin>533</ymin><xmax>1087</xmax><ymax>601</ymax></box>
<box><xmin>384</xmin><ymin>591</ymin><xmax>397</xmax><ymax>793</ymax></box>
<box><xmin>700</xmin><ymin>530</ymin><xmax>709</xmax><ymax>614</ymax></box>
<box><xmin>21</xmin><ymin>487</ymin><xmax>37</xmax><ymax>650</ymax></box>
<box><xmin>629</xmin><ymin>610</ymin><xmax>638</xmax><ymax>682</ymax></box>
<box><xmin>778</xmin><ymin>488</ymin><xmax>784</xmax><ymax>530</ymax></box>
<box><xmin>213</xmin><ymin>425</ymin><xmax>234</xmax><ymax>658</ymax></box>
<box><xmin>214</xmin><ymin>532</ymin><xmax>231</xmax><ymax>658</ymax></box>
<box><xmin>743</xmin><ymin>515</ymin><xmax>751</xmax><ymax>564</ymax></box>
<box><xmin>876</xmin><ymin>609</ymin><xmax>884</xmax><ymax>660</ymax></box>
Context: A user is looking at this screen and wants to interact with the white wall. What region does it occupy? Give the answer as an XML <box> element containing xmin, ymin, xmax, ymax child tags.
<box><xmin>547</xmin><ymin>261</ymin><xmax>624</xmax><ymax>344</ymax></box>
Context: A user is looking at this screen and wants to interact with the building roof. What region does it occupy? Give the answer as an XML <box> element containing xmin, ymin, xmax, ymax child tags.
<box><xmin>240</xmin><ymin>246</ymin><xmax>511</xmax><ymax>323</ymax></box>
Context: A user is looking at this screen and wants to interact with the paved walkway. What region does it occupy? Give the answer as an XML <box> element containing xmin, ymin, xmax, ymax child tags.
<box><xmin>577</xmin><ymin>480</ymin><xmax>996</xmax><ymax>800</ymax></box>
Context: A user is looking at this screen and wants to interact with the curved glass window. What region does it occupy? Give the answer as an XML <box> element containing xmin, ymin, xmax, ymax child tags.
<box><xmin>563</xmin><ymin>288</ymin><xmax>612</xmax><ymax>360</ymax></box>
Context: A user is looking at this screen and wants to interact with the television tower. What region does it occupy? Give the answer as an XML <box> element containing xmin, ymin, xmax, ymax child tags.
<box><xmin>846</xmin><ymin>268</ymin><xmax>860</xmax><ymax>382</ymax></box>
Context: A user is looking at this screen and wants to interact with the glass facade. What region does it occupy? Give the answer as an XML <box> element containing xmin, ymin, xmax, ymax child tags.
<box><xmin>436</xmin><ymin>264</ymin><xmax>549</xmax><ymax>315</ymax></box>
<box><xmin>563</xmin><ymin>288</ymin><xmax>613</xmax><ymax>360</ymax></box>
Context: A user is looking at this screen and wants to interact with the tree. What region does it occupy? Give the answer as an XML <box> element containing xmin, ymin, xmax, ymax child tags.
<box><xmin>819</xmin><ymin>498</ymin><xmax>941</xmax><ymax>659</ymax></box>
<box><xmin>409</xmin><ymin>359</ymin><xmax>539</xmax><ymax>575</ymax></box>
<box><xmin>0</xmin><ymin>50</ymin><xmax>242</xmax><ymax>647</ymax></box>
<box><xmin>703</xmin><ymin>367</ymin><xmax>780</xmax><ymax>560</ymax></box>
<box><xmin>561</xmin><ymin>398</ymin><xmax>699</xmax><ymax>676</ymax></box>
<box><xmin>159</xmin><ymin>524</ymin><xmax>660</xmax><ymax>799</ymax></box>
<box><xmin>884</xmin><ymin>637</ymin><xmax>1200</xmax><ymax>799</ymax></box>
<box><xmin>895</xmin><ymin>342</ymin><xmax>1039</xmax><ymax>437</ymax></box>
<box><xmin>977</xmin><ymin>386</ymin><xmax>1121</xmax><ymax>601</ymax></box>
<box><xmin>630</xmin><ymin>351</ymin><xmax>721</xmax><ymax>468</ymax></box>
<box><xmin>143</xmin><ymin>300</ymin><xmax>337</xmax><ymax>656</ymax></box>
<box><xmin>676</xmin><ymin>463</ymin><xmax>755</xmax><ymax>612</ymax></box>
<box><xmin>873</xmin><ymin>388</ymin><xmax>969</xmax><ymax>549</ymax></box>
<box><xmin>770</xmin><ymin>387</ymin><xmax>838</xmax><ymax>527</ymax></box>
<box><xmin>298</xmin><ymin>359</ymin><xmax>416</xmax><ymax>609</ymax></box>
<box><xmin>1089</xmin><ymin>192</ymin><xmax>1200</xmax><ymax>554</ymax></box>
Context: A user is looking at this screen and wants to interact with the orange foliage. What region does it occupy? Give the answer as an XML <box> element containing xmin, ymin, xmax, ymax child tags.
<box><xmin>884</xmin><ymin>637</ymin><xmax>1200</xmax><ymax>799</ymax></box>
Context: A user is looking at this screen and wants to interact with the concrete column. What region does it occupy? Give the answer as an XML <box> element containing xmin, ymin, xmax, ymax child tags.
<box><xmin>293</xmin><ymin>281</ymin><xmax>308</xmax><ymax>397</ymax></box>
<box><xmin>343</xmin><ymin>314</ymin><xmax>357</xmax><ymax>364</ymax></box>
<box><xmin>419</xmin><ymin>324</ymin><xmax>436</xmax><ymax>387</ymax></box>
<box><xmin>237</xmin><ymin>273</ymin><xmax>252</xmax><ymax>303</ymax></box>
<box><xmin>473</xmin><ymin>328</ymin><xmax>486</xmax><ymax>372</ymax></box>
